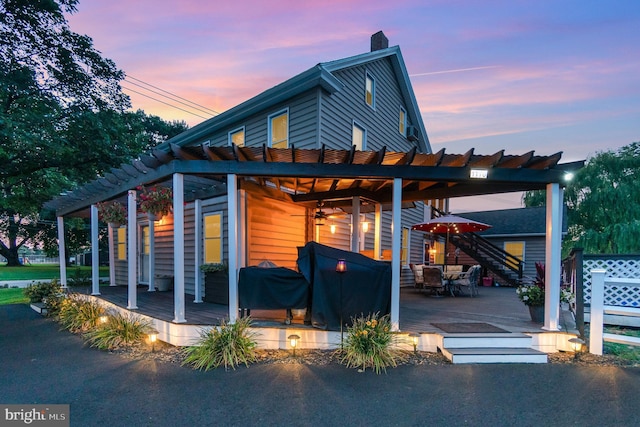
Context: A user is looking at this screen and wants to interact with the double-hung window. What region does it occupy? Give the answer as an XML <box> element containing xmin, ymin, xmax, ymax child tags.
<box><xmin>117</xmin><ymin>227</ymin><xmax>126</xmax><ymax>260</ymax></box>
<box><xmin>352</xmin><ymin>122</ymin><xmax>366</xmax><ymax>151</ymax></box>
<box><xmin>399</xmin><ymin>107</ymin><xmax>407</xmax><ymax>136</ymax></box>
<box><xmin>365</xmin><ymin>72</ymin><xmax>375</xmax><ymax>108</ymax></box>
<box><xmin>229</xmin><ymin>127</ymin><xmax>245</xmax><ymax>147</ymax></box>
<box><xmin>204</xmin><ymin>213</ymin><xmax>223</xmax><ymax>264</ymax></box>
<box><xmin>268</xmin><ymin>110</ymin><xmax>288</xmax><ymax>148</ymax></box>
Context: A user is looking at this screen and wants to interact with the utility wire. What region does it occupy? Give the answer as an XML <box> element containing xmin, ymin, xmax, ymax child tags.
<box><xmin>126</xmin><ymin>75</ymin><xmax>220</xmax><ymax>116</ymax></box>
<box><xmin>121</xmin><ymin>85</ymin><xmax>210</xmax><ymax>120</ymax></box>
<box><xmin>124</xmin><ymin>78</ymin><xmax>219</xmax><ymax>117</ymax></box>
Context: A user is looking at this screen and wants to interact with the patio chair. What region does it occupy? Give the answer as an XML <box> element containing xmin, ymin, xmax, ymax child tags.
<box><xmin>422</xmin><ymin>266</ymin><xmax>446</xmax><ymax>297</ymax></box>
<box><xmin>410</xmin><ymin>263</ymin><xmax>425</xmax><ymax>290</ymax></box>
<box><xmin>449</xmin><ymin>264</ymin><xmax>481</xmax><ymax>297</ymax></box>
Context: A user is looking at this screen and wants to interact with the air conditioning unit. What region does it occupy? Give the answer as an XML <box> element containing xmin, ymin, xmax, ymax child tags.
<box><xmin>406</xmin><ymin>126</ymin><xmax>419</xmax><ymax>142</ymax></box>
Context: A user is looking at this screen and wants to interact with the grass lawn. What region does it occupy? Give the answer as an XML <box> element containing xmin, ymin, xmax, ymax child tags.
<box><xmin>0</xmin><ymin>288</ymin><xmax>29</xmax><ymax>305</ymax></box>
<box><xmin>604</xmin><ymin>327</ymin><xmax>640</xmax><ymax>361</ymax></box>
<box><xmin>0</xmin><ymin>264</ymin><xmax>108</xmax><ymax>281</ymax></box>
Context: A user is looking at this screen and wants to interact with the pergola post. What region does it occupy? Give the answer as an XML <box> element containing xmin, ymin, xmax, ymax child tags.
<box><xmin>56</xmin><ymin>216</ymin><xmax>67</xmax><ymax>289</ymax></box>
<box><xmin>148</xmin><ymin>213</ymin><xmax>155</xmax><ymax>292</ymax></box>
<box><xmin>173</xmin><ymin>173</ymin><xmax>186</xmax><ymax>323</ymax></box>
<box><xmin>127</xmin><ymin>190</ymin><xmax>138</xmax><ymax>309</ymax></box>
<box><xmin>350</xmin><ymin>196</ymin><xmax>360</xmax><ymax>252</ymax></box>
<box><xmin>90</xmin><ymin>204</ymin><xmax>100</xmax><ymax>295</ymax></box>
<box><xmin>193</xmin><ymin>198</ymin><xmax>203</xmax><ymax>303</ymax></box>
<box><xmin>543</xmin><ymin>182</ymin><xmax>563</xmax><ymax>331</ymax></box>
<box><xmin>374</xmin><ymin>203</ymin><xmax>382</xmax><ymax>260</ymax></box>
<box><xmin>390</xmin><ymin>178</ymin><xmax>402</xmax><ymax>331</ymax></box>
<box><xmin>108</xmin><ymin>223</ymin><xmax>116</xmax><ymax>286</ymax></box>
<box><xmin>227</xmin><ymin>174</ymin><xmax>239</xmax><ymax>323</ymax></box>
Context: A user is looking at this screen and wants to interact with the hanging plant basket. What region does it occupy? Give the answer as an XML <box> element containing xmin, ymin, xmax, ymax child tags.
<box><xmin>97</xmin><ymin>201</ymin><xmax>127</xmax><ymax>226</ymax></box>
<box><xmin>137</xmin><ymin>185</ymin><xmax>172</xmax><ymax>218</ymax></box>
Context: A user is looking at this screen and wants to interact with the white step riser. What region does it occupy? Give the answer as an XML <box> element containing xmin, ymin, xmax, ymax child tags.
<box><xmin>451</xmin><ymin>354</ymin><xmax>547</xmax><ymax>364</ymax></box>
<box><xmin>443</xmin><ymin>337</ymin><xmax>532</xmax><ymax>349</ymax></box>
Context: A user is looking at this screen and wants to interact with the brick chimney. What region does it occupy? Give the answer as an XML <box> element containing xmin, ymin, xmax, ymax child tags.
<box><xmin>370</xmin><ymin>31</ymin><xmax>389</xmax><ymax>52</ymax></box>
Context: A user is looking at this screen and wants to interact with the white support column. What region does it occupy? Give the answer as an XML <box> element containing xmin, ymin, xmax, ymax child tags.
<box><xmin>56</xmin><ymin>216</ymin><xmax>67</xmax><ymax>289</ymax></box>
<box><xmin>127</xmin><ymin>190</ymin><xmax>138</xmax><ymax>309</ymax></box>
<box><xmin>90</xmin><ymin>204</ymin><xmax>100</xmax><ymax>295</ymax></box>
<box><xmin>108</xmin><ymin>224</ymin><xmax>116</xmax><ymax>286</ymax></box>
<box><xmin>390</xmin><ymin>178</ymin><xmax>402</xmax><ymax>331</ymax></box>
<box><xmin>173</xmin><ymin>173</ymin><xmax>186</xmax><ymax>323</ymax></box>
<box><xmin>148</xmin><ymin>213</ymin><xmax>155</xmax><ymax>292</ymax></box>
<box><xmin>227</xmin><ymin>174</ymin><xmax>239</xmax><ymax>323</ymax></box>
<box><xmin>193</xmin><ymin>199</ymin><xmax>203</xmax><ymax>303</ymax></box>
<box><xmin>238</xmin><ymin>190</ymin><xmax>247</xmax><ymax>268</ymax></box>
<box><xmin>589</xmin><ymin>269</ymin><xmax>606</xmax><ymax>355</ymax></box>
<box><xmin>543</xmin><ymin>183</ymin><xmax>562</xmax><ymax>331</ymax></box>
<box><xmin>374</xmin><ymin>203</ymin><xmax>382</xmax><ymax>260</ymax></box>
<box><xmin>350</xmin><ymin>196</ymin><xmax>360</xmax><ymax>252</ymax></box>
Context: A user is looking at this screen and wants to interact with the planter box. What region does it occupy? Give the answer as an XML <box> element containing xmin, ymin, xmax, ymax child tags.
<box><xmin>156</xmin><ymin>276</ymin><xmax>174</xmax><ymax>292</ymax></box>
<box><xmin>204</xmin><ymin>272</ymin><xmax>229</xmax><ymax>305</ymax></box>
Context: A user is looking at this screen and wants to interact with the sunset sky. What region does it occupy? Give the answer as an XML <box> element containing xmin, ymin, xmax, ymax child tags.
<box><xmin>66</xmin><ymin>0</ymin><xmax>640</xmax><ymax>211</ymax></box>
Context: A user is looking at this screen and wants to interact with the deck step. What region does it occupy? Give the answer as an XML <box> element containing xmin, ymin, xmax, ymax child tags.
<box><xmin>441</xmin><ymin>347</ymin><xmax>548</xmax><ymax>364</ymax></box>
<box><xmin>441</xmin><ymin>333</ymin><xmax>532</xmax><ymax>349</ymax></box>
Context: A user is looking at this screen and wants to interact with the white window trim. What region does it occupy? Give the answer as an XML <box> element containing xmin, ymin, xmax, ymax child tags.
<box><xmin>352</xmin><ymin>120</ymin><xmax>367</xmax><ymax>151</ymax></box>
<box><xmin>203</xmin><ymin>211</ymin><xmax>224</xmax><ymax>264</ymax></box>
<box><xmin>228</xmin><ymin>126</ymin><xmax>245</xmax><ymax>147</ymax></box>
<box><xmin>399</xmin><ymin>106</ymin><xmax>407</xmax><ymax>136</ymax></box>
<box><xmin>267</xmin><ymin>108</ymin><xmax>289</xmax><ymax>148</ymax></box>
<box><xmin>365</xmin><ymin>71</ymin><xmax>376</xmax><ymax>109</ymax></box>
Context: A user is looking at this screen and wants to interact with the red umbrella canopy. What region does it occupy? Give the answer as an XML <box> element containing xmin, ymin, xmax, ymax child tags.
<box><xmin>412</xmin><ymin>214</ymin><xmax>492</xmax><ymax>234</ymax></box>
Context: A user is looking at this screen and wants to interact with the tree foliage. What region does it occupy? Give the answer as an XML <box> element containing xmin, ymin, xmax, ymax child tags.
<box><xmin>524</xmin><ymin>142</ymin><xmax>640</xmax><ymax>254</ymax></box>
<box><xmin>0</xmin><ymin>0</ymin><xmax>188</xmax><ymax>265</ymax></box>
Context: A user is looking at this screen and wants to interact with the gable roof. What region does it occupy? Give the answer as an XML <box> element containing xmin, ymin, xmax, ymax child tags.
<box><xmin>159</xmin><ymin>46</ymin><xmax>430</xmax><ymax>153</ymax></box>
<box><xmin>459</xmin><ymin>206</ymin><xmax>568</xmax><ymax>237</ymax></box>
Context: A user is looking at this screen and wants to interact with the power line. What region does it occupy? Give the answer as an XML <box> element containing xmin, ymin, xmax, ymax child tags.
<box><xmin>126</xmin><ymin>75</ymin><xmax>220</xmax><ymax>116</ymax></box>
<box><xmin>121</xmin><ymin>85</ymin><xmax>210</xmax><ymax>120</ymax></box>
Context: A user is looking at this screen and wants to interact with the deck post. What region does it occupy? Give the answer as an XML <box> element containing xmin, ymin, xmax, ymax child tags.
<box><xmin>173</xmin><ymin>173</ymin><xmax>186</xmax><ymax>323</ymax></box>
<box><xmin>543</xmin><ymin>183</ymin><xmax>562</xmax><ymax>331</ymax></box>
<box><xmin>193</xmin><ymin>198</ymin><xmax>203</xmax><ymax>303</ymax></box>
<box><xmin>391</xmin><ymin>178</ymin><xmax>402</xmax><ymax>331</ymax></box>
<box><xmin>374</xmin><ymin>203</ymin><xmax>382</xmax><ymax>260</ymax></box>
<box><xmin>57</xmin><ymin>216</ymin><xmax>67</xmax><ymax>288</ymax></box>
<box><xmin>589</xmin><ymin>269</ymin><xmax>606</xmax><ymax>355</ymax></box>
<box><xmin>148</xmin><ymin>214</ymin><xmax>155</xmax><ymax>292</ymax></box>
<box><xmin>108</xmin><ymin>223</ymin><xmax>116</xmax><ymax>286</ymax></box>
<box><xmin>90</xmin><ymin>204</ymin><xmax>100</xmax><ymax>295</ymax></box>
<box><xmin>127</xmin><ymin>190</ymin><xmax>138</xmax><ymax>309</ymax></box>
<box><xmin>227</xmin><ymin>174</ymin><xmax>239</xmax><ymax>323</ymax></box>
<box><xmin>350</xmin><ymin>196</ymin><xmax>360</xmax><ymax>252</ymax></box>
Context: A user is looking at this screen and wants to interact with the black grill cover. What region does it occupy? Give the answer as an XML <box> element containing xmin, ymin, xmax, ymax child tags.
<box><xmin>297</xmin><ymin>242</ymin><xmax>391</xmax><ymax>331</ymax></box>
<box><xmin>238</xmin><ymin>267</ymin><xmax>309</xmax><ymax>310</ymax></box>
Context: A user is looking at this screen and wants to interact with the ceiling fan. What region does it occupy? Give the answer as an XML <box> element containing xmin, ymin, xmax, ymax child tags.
<box><xmin>292</xmin><ymin>201</ymin><xmax>347</xmax><ymax>225</ymax></box>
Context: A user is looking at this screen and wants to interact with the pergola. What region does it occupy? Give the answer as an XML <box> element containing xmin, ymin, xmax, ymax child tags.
<box><xmin>45</xmin><ymin>144</ymin><xmax>583</xmax><ymax>332</ymax></box>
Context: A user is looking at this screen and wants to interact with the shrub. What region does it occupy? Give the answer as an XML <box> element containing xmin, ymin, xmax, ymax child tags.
<box><xmin>67</xmin><ymin>268</ymin><xmax>92</xmax><ymax>287</ymax></box>
<box><xmin>57</xmin><ymin>294</ymin><xmax>105</xmax><ymax>333</ymax></box>
<box><xmin>340</xmin><ymin>312</ymin><xmax>403</xmax><ymax>374</ymax></box>
<box><xmin>23</xmin><ymin>280</ymin><xmax>63</xmax><ymax>303</ymax></box>
<box><xmin>182</xmin><ymin>317</ymin><xmax>257</xmax><ymax>371</ymax></box>
<box><xmin>84</xmin><ymin>312</ymin><xmax>152</xmax><ymax>350</ymax></box>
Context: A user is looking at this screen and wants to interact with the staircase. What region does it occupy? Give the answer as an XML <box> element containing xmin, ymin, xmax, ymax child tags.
<box><xmin>450</xmin><ymin>232</ymin><xmax>523</xmax><ymax>287</ymax></box>
<box><xmin>439</xmin><ymin>333</ymin><xmax>547</xmax><ymax>364</ymax></box>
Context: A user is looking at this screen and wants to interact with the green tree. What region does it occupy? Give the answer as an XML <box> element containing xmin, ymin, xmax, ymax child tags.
<box><xmin>524</xmin><ymin>142</ymin><xmax>640</xmax><ymax>254</ymax></box>
<box><xmin>0</xmin><ymin>0</ymin><xmax>188</xmax><ymax>265</ymax></box>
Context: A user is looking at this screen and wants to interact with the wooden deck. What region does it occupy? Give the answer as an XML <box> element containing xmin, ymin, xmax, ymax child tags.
<box><xmin>80</xmin><ymin>284</ymin><xmax>576</xmax><ymax>334</ymax></box>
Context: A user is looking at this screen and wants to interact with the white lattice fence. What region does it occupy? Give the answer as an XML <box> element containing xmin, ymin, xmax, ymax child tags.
<box><xmin>582</xmin><ymin>258</ymin><xmax>640</xmax><ymax>307</ymax></box>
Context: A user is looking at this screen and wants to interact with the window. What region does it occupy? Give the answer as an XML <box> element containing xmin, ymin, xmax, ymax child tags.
<box><xmin>352</xmin><ymin>122</ymin><xmax>366</xmax><ymax>150</ymax></box>
<box><xmin>228</xmin><ymin>127</ymin><xmax>245</xmax><ymax>147</ymax></box>
<box><xmin>204</xmin><ymin>213</ymin><xmax>223</xmax><ymax>264</ymax></box>
<box><xmin>399</xmin><ymin>107</ymin><xmax>407</xmax><ymax>135</ymax></box>
<box><xmin>504</xmin><ymin>241</ymin><xmax>525</xmax><ymax>270</ymax></box>
<box><xmin>401</xmin><ymin>227</ymin><xmax>409</xmax><ymax>266</ymax></box>
<box><xmin>117</xmin><ymin>227</ymin><xmax>126</xmax><ymax>260</ymax></box>
<box><xmin>268</xmin><ymin>110</ymin><xmax>288</xmax><ymax>148</ymax></box>
<box><xmin>365</xmin><ymin>72</ymin><xmax>375</xmax><ymax>108</ymax></box>
<box><xmin>142</xmin><ymin>226</ymin><xmax>150</xmax><ymax>256</ymax></box>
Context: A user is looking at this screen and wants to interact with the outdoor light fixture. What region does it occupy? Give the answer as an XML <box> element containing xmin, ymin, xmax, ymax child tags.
<box><xmin>148</xmin><ymin>329</ymin><xmax>159</xmax><ymax>353</ymax></box>
<box><xmin>336</xmin><ymin>259</ymin><xmax>347</xmax><ymax>273</ymax></box>
<box><xmin>99</xmin><ymin>315</ymin><xmax>108</xmax><ymax>324</ymax></box>
<box><xmin>470</xmin><ymin>168</ymin><xmax>488</xmax><ymax>179</ymax></box>
<box><xmin>336</xmin><ymin>259</ymin><xmax>347</xmax><ymax>348</ymax></box>
<box><xmin>409</xmin><ymin>333</ymin><xmax>420</xmax><ymax>353</ymax></box>
<box><xmin>330</xmin><ymin>223</ymin><xmax>336</xmax><ymax>234</ymax></box>
<box><xmin>564</xmin><ymin>172</ymin><xmax>575</xmax><ymax>182</ymax></box>
<box><xmin>288</xmin><ymin>334</ymin><xmax>301</xmax><ymax>356</ymax></box>
<box><xmin>362</xmin><ymin>221</ymin><xmax>370</xmax><ymax>233</ymax></box>
<box><xmin>569</xmin><ymin>337</ymin><xmax>585</xmax><ymax>360</ymax></box>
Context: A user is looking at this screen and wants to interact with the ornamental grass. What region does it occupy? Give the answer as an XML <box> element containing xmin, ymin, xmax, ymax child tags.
<box><xmin>84</xmin><ymin>312</ymin><xmax>152</xmax><ymax>350</ymax></box>
<box><xmin>57</xmin><ymin>294</ymin><xmax>105</xmax><ymax>333</ymax></box>
<box><xmin>181</xmin><ymin>317</ymin><xmax>257</xmax><ymax>371</ymax></box>
<box><xmin>340</xmin><ymin>312</ymin><xmax>404</xmax><ymax>374</ymax></box>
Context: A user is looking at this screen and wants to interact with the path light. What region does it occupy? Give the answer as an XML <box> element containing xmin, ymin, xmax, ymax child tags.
<box><xmin>336</xmin><ymin>259</ymin><xmax>347</xmax><ymax>273</ymax></box>
<box><xmin>336</xmin><ymin>259</ymin><xmax>347</xmax><ymax>347</ymax></box>
<box><xmin>409</xmin><ymin>332</ymin><xmax>420</xmax><ymax>353</ymax></box>
<box><xmin>569</xmin><ymin>337</ymin><xmax>585</xmax><ymax>360</ymax></box>
<box><xmin>99</xmin><ymin>315</ymin><xmax>108</xmax><ymax>325</ymax></box>
<box><xmin>288</xmin><ymin>334</ymin><xmax>301</xmax><ymax>356</ymax></box>
<box><xmin>148</xmin><ymin>328</ymin><xmax>159</xmax><ymax>353</ymax></box>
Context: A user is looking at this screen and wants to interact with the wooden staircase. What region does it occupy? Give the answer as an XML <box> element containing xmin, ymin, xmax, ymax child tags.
<box><xmin>438</xmin><ymin>333</ymin><xmax>548</xmax><ymax>364</ymax></box>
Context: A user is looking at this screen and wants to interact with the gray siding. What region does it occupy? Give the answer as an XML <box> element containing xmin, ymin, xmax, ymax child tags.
<box><xmin>485</xmin><ymin>236</ymin><xmax>546</xmax><ymax>282</ymax></box>
<box><xmin>319</xmin><ymin>57</ymin><xmax>419</xmax><ymax>152</ymax></box>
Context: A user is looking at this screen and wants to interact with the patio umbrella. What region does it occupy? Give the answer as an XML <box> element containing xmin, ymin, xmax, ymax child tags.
<box><xmin>412</xmin><ymin>214</ymin><xmax>492</xmax><ymax>265</ymax></box>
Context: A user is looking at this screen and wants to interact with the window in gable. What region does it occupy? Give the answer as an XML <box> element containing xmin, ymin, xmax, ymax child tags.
<box><xmin>352</xmin><ymin>122</ymin><xmax>366</xmax><ymax>151</ymax></box>
<box><xmin>365</xmin><ymin>72</ymin><xmax>375</xmax><ymax>108</ymax></box>
<box><xmin>229</xmin><ymin>127</ymin><xmax>245</xmax><ymax>147</ymax></box>
<box><xmin>268</xmin><ymin>110</ymin><xmax>288</xmax><ymax>148</ymax></box>
<box><xmin>399</xmin><ymin>107</ymin><xmax>407</xmax><ymax>136</ymax></box>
